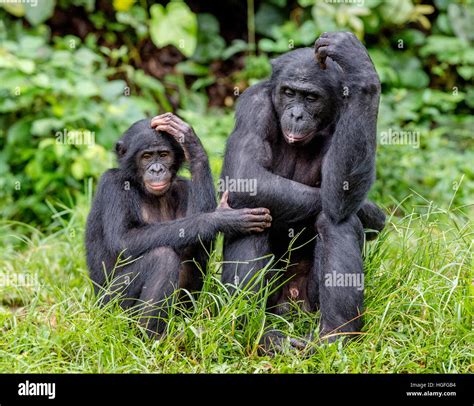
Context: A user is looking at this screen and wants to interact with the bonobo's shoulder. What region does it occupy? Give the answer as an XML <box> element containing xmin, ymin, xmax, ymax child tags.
<box><xmin>99</xmin><ymin>168</ymin><xmax>120</xmax><ymax>181</ymax></box>
<box><xmin>238</xmin><ymin>80</ymin><xmax>272</xmax><ymax>105</ymax></box>
<box><xmin>89</xmin><ymin>169</ymin><xmax>122</xmax><ymax>211</ymax></box>
<box><xmin>235</xmin><ymin>81</ymin><xmax>272</xmax><ymax>121</ymax></box>
<box><xmin>97</xmin><ymin>169</ymin><xmax>122</xmax><ymax>189</ymax></box>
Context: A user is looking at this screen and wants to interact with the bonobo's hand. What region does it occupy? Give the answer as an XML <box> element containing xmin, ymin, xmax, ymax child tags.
<box><xmin>214</xmin><ymin>191</ymin><xmax>272</xmax><ymax>234</ymax></box>
<box><xmin>315</xmin><ymin>32</ymin><xmax>380</xmax><ymax>91</ymax></box>
<box><xmin>150</xmin><ymin>113</ymin><xmax>203</xmax><ymax>162</ymax></box>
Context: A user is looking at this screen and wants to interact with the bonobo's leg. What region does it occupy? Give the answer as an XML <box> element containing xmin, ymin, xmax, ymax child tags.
<box><xmin>315</xmin><ymin>212</ymin><xmax>364</xmax><ymax>342</ymax></box>
<box><xmin>222</xmin><ymin>233</ymin><xmax>272</xmax><ymax>293</ymax></box>
<box><xmin>223</xmin><ymin>234</ymin><xmax>309</xmax><ymax>354</ymax></box>
<box><xmin>99</xmin><ymin>263</ymin><xmax>143</xmax><ymax>310</ymax></box>
<box><xmin>100</xmin><ymin>247</ymin><xmax>183</xmax><ymax>337</ymax></box>
<box><xmin>307</xmin><ymin>239</ymin><xmax>322</xmax><ymax>312</ymax></box>
<box><xmin>136</xmin><ymin>247</ymin><xmax>182</xmax><ymax>336</ymax></box>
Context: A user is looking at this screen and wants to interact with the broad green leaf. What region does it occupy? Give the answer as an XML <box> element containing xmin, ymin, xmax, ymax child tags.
<box><xmin>16</xmin><ymin>59</ymin><xmax>35</xmax><ymax>74</ymax></box>
<box><xmin>176</xmin><ymin>61</ymin><xmax>209</xmax><ymax>76</ymax></box>
<box><xmin>149</xmin><ymin>2</ymin><xmax>197</xmax><ymax>57</ymax></box>
<box><xmin>458</xmin><ymin>66</ymin><xmax>474</xmax><ymax>80</ymax></box>
<box><xmin>31</xmin><ymin>118</ymin><xmax>64</xmax><ymax>136</ymax></box>
<box><xmin>298</xmin><ymin>20</ymin><xmax>318</xmax><ymax>44</ymax></box>
<box><xmin>399</xmin><ymin>69</ymin><xmax>430</xmax><ymax>89</ymax></box>
<box><xmin>7</xmin><ymin>119</ymin><xmax>31</xmax><ymax>145</ymax></box>
<box><xmin>448</xmin><ymin>4</ymin><xmax>474</xmax><ymax>41</ymax></box>
<box><xmin>255</xmin><ymin>3</ymin><xmax>285</xmax><ymax>37</ymax></box>
<box><xmin>381</xmin><ymin>0</ymin><xmax>413</xmax><ymax>25</ymax></box>
<box><xmin>100</xmin><ymin>80</ymin><xmax>127</xmax><ymax>101</ymax></box>
<box><xmin>74</xmin><ymin>81</ymin><xmax>99</xmax><ymax>97</ymax></box>
<box><xmin>192</xmin><ymin>14</ymin><xmax>225</xmax><ymax>63</ymax></box>
<box><xmin>222</xmin><ymin>39</ymin><xmax>249</xmax><ymax>60</ymax></box>
<box><xmin>1</xmin><ymin>3</ymin><xmax>25</xmax><ymax>17</ymax></box>
<box><xmin>24</xmin><ymin>0</ymin><xmax>56</xmax><ymax>26</ymax></box>
<box><xmin>71</xmin><ymin>160</ymin><xmax>85</xmax><ymax>180</ymax></box>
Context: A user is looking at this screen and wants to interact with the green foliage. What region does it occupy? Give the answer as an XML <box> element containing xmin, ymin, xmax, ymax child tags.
<box><xmin>255</xmin><ymin>2</ymin><xmax>286</xmax><ymax>38</ymax></box>
<box><xmin>192</xmin><ymin>14</ymin><xmax>226</xmax><ymax>64</ymax></box>
<box><xmin>259</xmin><ymin>20</ymin><xmax>318</xmax><ymax>53</ymax></box>
<box><xmin>115</xmin><ymin>6</ymin><xmax>148</xmax><ymax>40</ymax></box>
<box><xmin>0</xmin><ymin>0</ymin><xmax>472</xmax><ymax>374</ymax></box>
<box><xmin>371</xmin><ymin>87</ymin><xmax>474</xmax><ymax>209</ymax></box>
<box><xmin>149</xmin><ymin>1</ymin><xmax>197</xmax><ymax>57</ymax></box>
<box><xmin>421</xmin><ymin>35</ymin><xmax>474</xmax><ymax>80</ymax></box>
<box><xmin>0</xmin><ymin>0</ymin><xmax>473</xmax><ymax>225</ymax></box>
<box><xmin>0</xmin><ymin>22</ymin><xmax>160</xmax><ymax>224</ymax></box>
<box><xmin>236</xmin><ymin>55</ymin><xmax>272</xmax><ymax>85</ymax></box>
<box><xmin>1</xmin><ymin>0</ymin><xmax>56</xmax><ymax>25</ymax></box>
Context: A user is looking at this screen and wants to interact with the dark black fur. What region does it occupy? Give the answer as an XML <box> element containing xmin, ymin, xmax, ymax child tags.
<box><xmin>86</xmin><ymin>117</ymin><xmax>272</xmax><ymax>336</ymax></box>
<box><xmin>221</xmin><ymin>32</ymin><xmax>386</xmax><ymax>347</ymax></box>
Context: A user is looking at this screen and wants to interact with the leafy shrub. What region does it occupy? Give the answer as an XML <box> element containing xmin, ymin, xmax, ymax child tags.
<box><xmin>0</xmin><ymin>0</ymin><xmax>472</xmax><ymax>227</ymax></box>
<box><xmin>0</xmin><ymin>22</ymin><xmax>159</xmax><ymax>225</ymax></box>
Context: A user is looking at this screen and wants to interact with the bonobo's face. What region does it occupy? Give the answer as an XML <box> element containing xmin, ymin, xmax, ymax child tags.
<box><xmin>275</xmin><ymin>81</ymin><xmax>332</xmax><ymax>145</ymax></box>
<box><xmin>115</xmin><ymin>119</ymin><xmax>184</xmax><ymax>197</ymax></box>
<box><xmin>271</xmin><ymin>48</ymin><xmax>340</xmax><ymax>146</ymax></box>
<box><xmin>138</xmin><ymin>140</ymin><xmax>176</xmax><ymax>196</ymax></box>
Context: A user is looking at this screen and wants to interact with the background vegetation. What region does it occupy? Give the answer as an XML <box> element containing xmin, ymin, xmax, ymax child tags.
<box><xmin>0</xmin><ymin>0</ymin><xmax>472</xmax><ymax>373</ymax></box>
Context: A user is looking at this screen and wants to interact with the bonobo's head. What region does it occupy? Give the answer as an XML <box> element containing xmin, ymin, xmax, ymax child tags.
<box><xmin>271</xmin><ymin>48</ymin><xmax>342</xmax><ymax>145</ymax></box>
<box><xmin>115</xmin><ymin>119</ymin><xmax>184</xmax><ymax>196</ymax></box>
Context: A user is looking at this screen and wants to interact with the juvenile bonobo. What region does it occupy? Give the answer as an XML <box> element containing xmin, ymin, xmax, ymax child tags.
<box><xmin>221</xmin><ymin>32</ymin><xmax>386</xmax><ymax>350</ymax></box>
<box><xmin>86</xmin><ymin>114</ymin><xmax>271</xmax><ymax>336</ymax></box>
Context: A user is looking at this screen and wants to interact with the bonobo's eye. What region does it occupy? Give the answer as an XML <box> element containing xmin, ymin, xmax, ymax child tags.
<box><xmin>306</xmin><ymin>95</ymin><xmax>318</xmax><ymax>103</ymax></box>
<box><xmin>159</xmin><ymin>152</ymin><xmax>169</xmax><ymax>158</ymax></box>
<box><xmin>142</xmin><ymin>152</ymin><xmax>153</xmax><ymax>160</ymax></box>
<box><xmin>284</xmin><ymin>88</ymin><xmax>295</xmax><ymax>97</ymax></box>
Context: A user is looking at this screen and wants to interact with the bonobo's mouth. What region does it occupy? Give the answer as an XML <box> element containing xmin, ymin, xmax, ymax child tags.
<box><xmin>145</xmin><ymin>181</ymin><xmax>170</xmax><ymax>192</ymax></box>
<box><xmin>282</xmin><ymin>130</ymin><xmax>312</xmax><ymax>144</ymax></box>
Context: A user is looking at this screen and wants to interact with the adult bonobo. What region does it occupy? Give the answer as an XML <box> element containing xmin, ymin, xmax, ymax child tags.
<box><xmin>86</xmin><ymin>114</ymin><xmax>271</xmax><ymax>336</ymax></box>
<box><xmin>221</xmin><ymin>32</ymin><xmax>386</xmax><ymax>349</ymax></box>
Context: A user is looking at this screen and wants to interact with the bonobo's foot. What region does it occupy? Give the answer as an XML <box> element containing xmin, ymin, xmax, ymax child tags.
<box><xmin>319</xmin><ymin>332</ymin><xmax>362</xmax><ymax>346</ymax></box>
<box><xmin>319</xmin><ymin>322</ymin><xmax>364</xmax><ymax>345</ymax></box>
<box><xmin>258</xmin><ymin>327</ymin><xmax>361</xmax><ymax>356</ymax></box>
<box><xmin>258</xmin><ymin>330</ymin><xmax>308</xmax><ymax>356</ymax></box>
<box><xmin>141</xmin><ymin>326</ymin><xmax>186</xmax><ymax>343</ymax></box>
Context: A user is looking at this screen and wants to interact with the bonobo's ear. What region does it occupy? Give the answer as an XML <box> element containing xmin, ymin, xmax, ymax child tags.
<box><xmin>115</xmin><ymin>140</ymin><xmax>126</xmax><ymax>158</ymax></box>
<box><xmin>270</xmin><ymin>55</ymin><xmax>286</xmax><ymax>79</ymax></box>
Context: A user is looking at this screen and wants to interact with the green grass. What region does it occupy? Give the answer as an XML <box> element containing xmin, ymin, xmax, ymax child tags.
<box><xmin>0</xmin><ymin>196</ymin><xmax>472</xmax><ymax>373</ymax></box>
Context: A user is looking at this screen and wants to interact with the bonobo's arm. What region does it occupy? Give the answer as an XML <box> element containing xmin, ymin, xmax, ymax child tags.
<box><xmin>221</xmin><ymin>82</ymin><xmax>384</xmax><ymax>232</ymax></box>
<box><xmin>315</xmin><ymin>32</ymin><xmax>381</xmax><ymax>223</ymax></box>
<box><xmin>98</xmin><ymin>171</ymin><xmax>271</xmax><ymax>258</ymax></box>
<box><xmin>151</xmin><ymin>113</ymin><xmax>216</xmax><ymax>215</ymax></box>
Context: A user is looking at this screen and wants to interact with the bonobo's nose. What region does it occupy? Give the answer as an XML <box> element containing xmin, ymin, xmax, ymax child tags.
<box><xmin>149</xmin><ymin>163</ymin><xmax>164</xmax><ymax>175</ymax></box>
<box><xmin>290</xmin><ymin>110</ymin><xmax>303</xmax><ymax>121</ymax></box>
